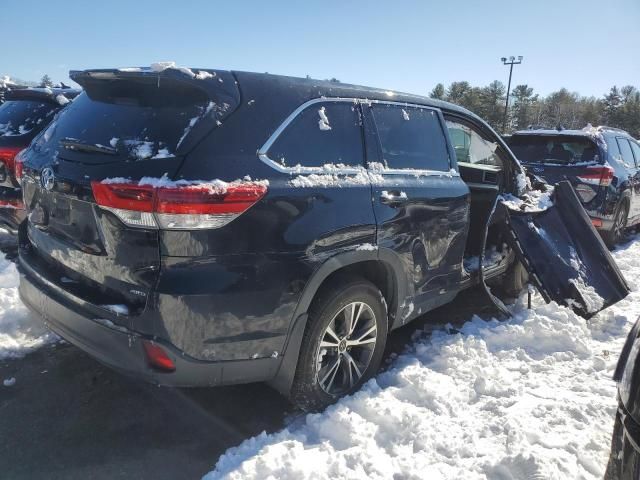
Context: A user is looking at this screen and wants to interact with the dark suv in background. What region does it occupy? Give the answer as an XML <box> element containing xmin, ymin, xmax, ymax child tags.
<box><xmin>507</xmin><ymin>127</ymin><xmax>640</xmax><ymax>246</ymax></box>
<box><xmin>0</xmin><ymin>87</ymin><xmax>79</xmax><ymax>234</ymax></box>
<box><xmin>17</xmin><ymin>67</ymin><xmax>627</xmax><ymax>410</ymax></box>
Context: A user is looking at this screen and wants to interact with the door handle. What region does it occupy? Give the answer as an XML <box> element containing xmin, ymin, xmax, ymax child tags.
<box><xmin>380</xmin><ymin>190</ymin><xmax>408</xmax><ymax>205</ymax></box>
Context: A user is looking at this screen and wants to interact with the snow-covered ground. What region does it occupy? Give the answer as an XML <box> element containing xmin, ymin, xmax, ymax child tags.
<box><xmin>1</xmin><ymin>234</ymin><xmax>639</xmax><ymax>478</ymax></box>
<box><xmin>204</xmin><ymin>235</ymin><xmax>640</xmax><ymax>480</ymax></box>
<box><xmin>0</xmin><ymin>250</ymin><xmax>56</xmax><ymax>361</ymax></box>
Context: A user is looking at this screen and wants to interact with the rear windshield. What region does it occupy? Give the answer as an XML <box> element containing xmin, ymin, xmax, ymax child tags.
<box><xmin>508</xmin><ymin>135</ymin><xmax>601</xmax><ymax>165</ymax></box>
<box><xmin>36</xmin><ymin>87</ymin><xmax>212</xmax><ymax>161</ymax></box>
<box><xmin>0</xmin><ymin>100</ymin><xmax>57</xmax><ymax>137</ymax></box>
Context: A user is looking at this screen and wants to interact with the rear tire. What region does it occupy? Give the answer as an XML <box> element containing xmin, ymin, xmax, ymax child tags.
<box><xmin>289</xmin><ymin>277</ymin><xmax>388</xmax><ymax>412</ymax></box>
<box><xmin>501</xmin><ymin>260</ymin><xmax>529</xmax><ymax>298</ymax></box>
<box><xmin>602</xmin><ymin>201</ymin><xmax>629</xmax><ymax>248</ymax></box>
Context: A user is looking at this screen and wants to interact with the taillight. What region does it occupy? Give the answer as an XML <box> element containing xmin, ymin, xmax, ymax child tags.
<box><xmin>0</xmin><ymin>146</ymin><xmax>22</xmax><ymax>177</ymax></box>
<box><xmin>91</xmin><ymin>180</ymin><xmax>268</xmax><ymax>230</ymax></box>
<box><xmin>577</xmin><ymin>165</ymin><xmax>614</xmax><ymax>187</ymax></box>
<box><xmin>142</xmin><ymin>340</ymin><xmax>176</xmax><ymax>372</ymax></box>
<box><xmin>574</xmin><ymin>184</ymin><xmax>597</xmax><ymax>203</ymax></box>
<box><xmin>14</xmin><ymin>149</ymin><xmax>26</xmax><ymax>185</ymax></box>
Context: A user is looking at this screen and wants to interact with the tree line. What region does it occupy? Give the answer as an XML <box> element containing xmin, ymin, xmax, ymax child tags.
<box><xmin>429</xmin><ymin>81</ymin><xmax>640</xmax><ymax>138</ymax></box>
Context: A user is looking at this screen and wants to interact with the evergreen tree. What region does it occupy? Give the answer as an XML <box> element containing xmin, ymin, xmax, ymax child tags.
<box><xmin>430</xmin><ymin>81</ymin><xmax>639</xmax><ymax>135</ymax></box>
<box><xmin>510</xmin><ymin>84</ymin><xmax>537</xmax><ymax>130</ymax></box>
<box><xmin>602</xmin><ymin>86</ymin><xmax>622</xmax><ymax>126</ymax></box>
<box><xmin>477</xmin><ymin>80</ymin><xmax>505</xmax><ymax>129</ymax></box>
<box><xmin>429</xmin><ymin>83</ymin><xmax>446</xmax><ymax>100</ymax></box>
<box><xmin>39</xmin><ymin>74</ymin><xmax>53</xmax><ymax>88</ymax></box>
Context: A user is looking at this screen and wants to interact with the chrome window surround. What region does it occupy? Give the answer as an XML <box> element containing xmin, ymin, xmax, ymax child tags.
<box><xmin>257</xmin><ymin>97</ymin><xmax>456</xmax><ymax>176</ymax></box>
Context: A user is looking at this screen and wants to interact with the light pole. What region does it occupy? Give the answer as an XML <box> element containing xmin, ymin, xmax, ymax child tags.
<box><xmin>501</xmin><ymin>55</ymin><xmax>523</xmax><ymax>133</ymax></box>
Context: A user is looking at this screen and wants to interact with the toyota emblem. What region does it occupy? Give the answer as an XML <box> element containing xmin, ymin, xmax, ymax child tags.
<box><xmin>41</xmin><ymin>167</ymin><xmax>55</xmax><ymax>191</ymax></box>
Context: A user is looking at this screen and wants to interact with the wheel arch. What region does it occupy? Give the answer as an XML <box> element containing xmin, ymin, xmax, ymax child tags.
<box><xmin>268</xmin><ymin>248</ymin><xmax>406</xmax><ymax>396</ymax></box>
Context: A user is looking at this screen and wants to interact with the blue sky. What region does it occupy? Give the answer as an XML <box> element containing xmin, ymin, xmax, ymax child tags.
<box><xmin>3</xmin><ymin>0</ymin><xmax>639</xmax><ymax>97</ymax></box>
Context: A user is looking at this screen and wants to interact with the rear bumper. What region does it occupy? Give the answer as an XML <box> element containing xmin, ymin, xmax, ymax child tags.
<box><xmin>18</xmin><ymin>257</ymin><xmax>280</xmax><ymax>387</ymax></box>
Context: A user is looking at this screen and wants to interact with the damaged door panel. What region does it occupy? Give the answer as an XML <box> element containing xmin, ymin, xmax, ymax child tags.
<box><xmin>500</xmin><ymin>180</ymin><xmax>629</xmax><ymax>318</ymax></box>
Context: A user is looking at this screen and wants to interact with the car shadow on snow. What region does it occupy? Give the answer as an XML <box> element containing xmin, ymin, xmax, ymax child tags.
<box><xmin>0</xmin><ymin>287</ymin><xmax>499</xmax><ymax>480</ymax></box>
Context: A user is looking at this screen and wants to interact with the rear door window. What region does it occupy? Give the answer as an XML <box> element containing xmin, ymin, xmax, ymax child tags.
<box><xmin>0</xmin><ymin>100</ymin><xmax>57</xmax><ymax>137</ymax></box>
<box><xmin>616</xmin><ymin>138</ymin><xmax>636</xmax><ymax>168</ymax></box>
<box><xmin>370</xmin><ymin>104</ymin><xmax>450</xmax><ymax>171</ymax></box>
<box><xmin>267</xmin><ymin>102</ymin><xmax>364</xmax><ymax>168</ymax></box>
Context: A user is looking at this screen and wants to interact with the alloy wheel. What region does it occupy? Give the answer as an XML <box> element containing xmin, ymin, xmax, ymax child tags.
<box><xmin>613</xmin><ymin>206</ymin><xmax>628</xmax><ymax>242</ymax></box>
<box><xmin>315</xmin><ymin>301</ymin><xmax>377</xmax><ymax>396</ymax></box>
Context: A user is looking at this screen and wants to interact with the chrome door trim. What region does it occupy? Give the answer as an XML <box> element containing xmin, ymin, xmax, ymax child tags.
<box><xmin>257</xmin><ymin>97</ymin><xmax>458</xmax><ymax>177</ymax></box>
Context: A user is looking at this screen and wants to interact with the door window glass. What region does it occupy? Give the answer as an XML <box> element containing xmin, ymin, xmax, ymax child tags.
<box><xmin>629</xmin><ymin>141</ymin><xmax>640</xmax><ymax>168</ymax></box>
<box><xmin>616</xmin><ymin>138</ymin><xmax>636</xmax><ymax>168</ymax></box>
<box><xmin>370</xmin><ymin>104</ymin><xmax>450</xmax><ymax>171</ymax></box>
<box><xmin>446</xmin><ymin>120</ymin><xmax>502</xmax><ymax>166</ymax></box>
<box><xmin>268</xmin><ymin>102</ymin><xmax>364</xmax><ymax>168</ymax></box>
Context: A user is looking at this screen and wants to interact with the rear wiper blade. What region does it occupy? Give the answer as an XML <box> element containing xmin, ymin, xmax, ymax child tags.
<box><xmin>59</xmin><ymin>138</ymin><xmax>117</xmax><ymax>155</ymax></box>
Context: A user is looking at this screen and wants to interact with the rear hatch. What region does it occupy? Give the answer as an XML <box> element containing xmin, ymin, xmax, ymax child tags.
<box><xmin>20</xmin><ymin>67</ymin><xmax>240</xmax><ymax>319</ymax></box>
<box><xmin>508</xmin><ymin>134</ymin><xmax>611</xmax><ymax>208</ymax></box>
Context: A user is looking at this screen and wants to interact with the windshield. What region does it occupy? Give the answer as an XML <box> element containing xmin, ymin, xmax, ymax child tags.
<box><xmin>508</xmin><ymin>135</ymin><xmax>601</xmax><ymax>165</ymax></box>
<box><xmin>0</xmin><ymin>100</ymin><xmax>57</xmax><ymax>137</ymax></box>
<box><xmin>35</xmin><ymin>91</ymin><xmax>211</xmax><ymax>161</ymax></box>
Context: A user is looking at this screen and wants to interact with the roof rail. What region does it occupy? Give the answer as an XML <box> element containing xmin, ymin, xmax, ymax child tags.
<box><xmin>597</xmin><ymin>125</ymin><xmax>630</xmax><ymax>135</ymax></box>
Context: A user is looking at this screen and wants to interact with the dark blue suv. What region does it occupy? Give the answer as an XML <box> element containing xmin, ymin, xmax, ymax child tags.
<box><xmin>0</xmin><ymin>87</ymin><xmax>79</xmax><ymax>234</ymax></box>
<box><xmin>507</xmin><ymin>127</ymin><xmax>640</xmax><ymax>247</ymax></box>
<box><xmin>16</xmin><ymin>67</ymin><xmax>628</xmax><ymax>410</ymax></box>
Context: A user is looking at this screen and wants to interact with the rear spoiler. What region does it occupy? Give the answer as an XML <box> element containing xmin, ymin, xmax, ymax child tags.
<box><xmin>70</xmin><ymin>67</ymin><xmax>239</xmax><ymax>108</ymax></box>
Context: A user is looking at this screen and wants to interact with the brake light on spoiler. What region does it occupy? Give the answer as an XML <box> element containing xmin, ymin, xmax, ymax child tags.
<box><xmin>577</xmin><ymin>165</ymin><xmax>614</xmax><ymax>187</ymax></box>
<box><xmin>91</xmin><ymin>180</ymin><xmax>267</xmax><ymax>230</ymax></box>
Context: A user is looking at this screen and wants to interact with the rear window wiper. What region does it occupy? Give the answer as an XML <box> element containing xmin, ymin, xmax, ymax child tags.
<box><xmin>59</xmin><ymin>138</ymin><xmax>117</xmax><ymax>155</ymax></box>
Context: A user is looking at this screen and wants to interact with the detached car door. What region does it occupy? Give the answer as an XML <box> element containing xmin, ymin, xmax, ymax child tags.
<box><xmin>363</xmin><ymin>102</ymin><xmax>469</xmax><ymax>324</ymax></box>
<box><xmin>499</xmin><ymin>180</ymin><xmax>629</xmax><ymax>318</ymax></box>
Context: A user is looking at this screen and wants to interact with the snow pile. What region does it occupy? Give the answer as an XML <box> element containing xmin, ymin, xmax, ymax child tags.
<box><xmin>288</xmin><ymin>162</ymin><xmax>461</xmax><ymax>188</ymax></box>
<box><xmin>0</xmin><ymin>76</ymin><xmax>16</xmax><ymax>88</ymax></box>
<box><xmin>500</xmin><ymin>186</ymin><xmax>554</xmax><ymax>213</ymax></box>
<box><xmin>204</xmin><ymin>236</ymin><xmax>640</xmax><ymax>480</ymax></box>
<box><xmin>463</xmin><ymin>244</ymin><xmax>508</xmax><ymax>273</ymax></box>
<box><xmin>118</xmin><ymin>62</ymin><xmax>218</xmax><ymax>82</ymax></box>
<box><xmin>0</xmin><ymin>250</ymin><xmax>56</xmax><ymax>360</ymax></box>
<box><xmin>318</xmin><ymin>107</ymin><xmax>332</xmax><ymax>131</ymax></box>
<box><xmin>102</xmin><ymin>174</ymin><xmax>269</xmax><ymax>195</ymax></box>
<box><xmin>55</xmin><ymin>94</ymin><xmax>70</xmax><ymax>106</ymax></box>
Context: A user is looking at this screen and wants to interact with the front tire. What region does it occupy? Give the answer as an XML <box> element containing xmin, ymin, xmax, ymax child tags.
<box><xmin>290</xmin><ymin>277</ymin><xmax>388</xmax><ymax>411</ymax></box>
